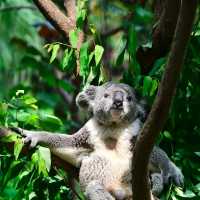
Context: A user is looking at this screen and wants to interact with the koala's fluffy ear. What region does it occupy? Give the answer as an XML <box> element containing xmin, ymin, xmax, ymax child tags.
<box><xmin>136</xmin><ymin>99</ymin><xmax>149</xmax><ymax>122</ymax></box>
<box><xmin>76</xmin><ymin>85</ymin><xmax>97</xmax><ymax>110</ymax></box>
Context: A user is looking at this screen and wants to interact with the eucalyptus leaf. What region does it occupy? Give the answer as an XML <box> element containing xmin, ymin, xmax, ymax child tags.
<box><xmin>94</xmin><ymin>45</ymin><xmax>104</xmax><ymax>66</ymax></box>
<box><xmin>80</xmin><ymin>42</ymin><xmax>89</xmax><ymax>81</ymax></box>
<box><xmin>143</xmin><ymin>76</ymin><xmax>152</xmax><ymax>96</ymax></box>
<box><xmin>38</xmin><ymin>146</ymin><xmax>51</xmax><ymax>172</ymax></box>
<box><xmin>128</xmin><ymin>25</ymin><xmax>137</xmax><ymax>56</ymax></box>
<box><xmin>69</xmin><ymin>30</ymin><xmax>78</xmax><ymax>48</ymax></box>
<box><xmin>14</xmin><ymin>138</ymin><xmax>23</xmax><ymax>160</ymax></box>
<box><xmin>50</xmin><ymin>44</ymin><xmax>60</xmax><ymax>63</ymax></box>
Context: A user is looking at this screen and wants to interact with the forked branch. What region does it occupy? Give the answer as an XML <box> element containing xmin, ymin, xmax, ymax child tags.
<box><xmin>33</xmin><ymin>0</ymin><xmax>75</xmax><ymax>39</ymax></box>
<box><xmin>33</xmin><ymin>0</ymin><xmax>84</xmax><ymax>74</ymax></box>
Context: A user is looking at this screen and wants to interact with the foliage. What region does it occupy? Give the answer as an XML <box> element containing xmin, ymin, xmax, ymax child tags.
<box><xmin>0</xmin><ymin>0</ymin><xmax>200</xmax><ymax>200</ymax></box>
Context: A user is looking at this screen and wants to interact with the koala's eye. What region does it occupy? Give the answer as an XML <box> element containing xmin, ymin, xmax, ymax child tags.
<box><xmin>127</xmin><ymin>96</ymin><xmax>132</xmax><ymax>102</ymax></box>
<box><xmin>104</xmin><ymin>93</ymin><xmax>109</xmax><ymax>98</ymax></box>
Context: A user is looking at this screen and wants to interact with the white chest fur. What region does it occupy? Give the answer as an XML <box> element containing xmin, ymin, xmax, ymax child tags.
<box><xmin>86</xmin><ymin>118</ymin><xmax>141</xmax><ymax>170</ymax></box>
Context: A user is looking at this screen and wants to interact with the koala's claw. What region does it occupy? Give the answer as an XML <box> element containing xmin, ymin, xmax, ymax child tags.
<box><xmin>11</xmin><ymin>127</ymin><xmax>38</xmax><ymax>148</ymax></box>
<box><xmin>164</xmin><ymin>163</ymin><xmax>184</xmax><ymax>187</ymax></box>
<box><xmin>10</xmin><ymin>127</ymin><xmax>23</xmax><ymax>134</ymax></box>
<box><xmin>22</xmin><ymin>135</ymin><xmax>37</xmax><ymax>148</ymax></box>
<box><xmin>170</xmin><ymin>172</ymin><xmax>184</xmax><ymax>187</ymax></box>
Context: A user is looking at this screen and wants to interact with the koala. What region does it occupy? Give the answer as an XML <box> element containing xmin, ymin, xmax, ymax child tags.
<box><xmin>14</xmin><ymin>82</ymin><xmax>183</xmax><ymax>200</ymax></box>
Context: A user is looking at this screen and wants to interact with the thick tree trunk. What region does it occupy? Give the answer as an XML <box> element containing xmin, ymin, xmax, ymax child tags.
<box><xmin>132</xmin><ymin>1</ymin><xmax>197</xmax><ymax>200</ymax></box>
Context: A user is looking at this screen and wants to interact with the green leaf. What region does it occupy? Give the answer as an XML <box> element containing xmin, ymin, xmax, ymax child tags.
<box><xmin>61</xmin><ymin>49</ymin><xmax>74</xmax><ymax>70</ymax></box>
<box><xmin>135</xmin><ymin>6</ymin><xmax>153</xmax><ymax>23</ymax></box>
<box><xmin>195</xmin><ymin>152</ymin><xmax>200</xmax><ymax>157</ymax></box>
<box><xmin>69</xmin><ymin>30</ymin><xmax>78</xmax><ymax>48</ymax></box>
<box><xmin>89</xmin><ymin>51</ymin><xmax>95</xmax><ymax>65</ymax></box>
<box><xmin>38</xmin><ymin>146</ymin><xmax>51</xmax><ymax>172</ymax></box>
<box><xmin>116</xmin><ymin>40</ymin><xmax>126</xmax><ymax>67</ymax></box>
<box><xmin>14</xmin><ymin>138</ymin><xmax>23</xmax><ymax>160</ymax></box>
<box><xmin>2</xmin><ymin>160</ymin><xmax>24</xmax><ymax>187</ymax></box>
<box><xmin>99</xmin><ymin>66</ymin><xmax>107</xmax><ymax>84</ymax></box>
<box><xmin>150</xmin><ymin>79</ymin><xmax>158</xmax><ymax>96</ymax></box>
<box><xmin>143</xmin><ymin>76</ymin><xmax>152</xmax><ymax>96</ymax></box>
<box><xmin>16</xmin><ymin>90</ymin><xmax>25</xmax><ymax>96</ymax></box>
<box><xmin>16</xmin><ymin>111</ymin><xmax>39</xmax><ymax>127</ymax></box>
<box><xmin>132</xmin><ymin>58</ymin><xmax>141</xmax><ymax>77</ymax></box>
<box><xmin>175</xmin><ymin>188</ymin><xmax>196</xmax><ymax>198</ymax></box>
<box><xmin>31</xmin><ymin>150</ymin><xmax>48</xmax><ymax>176</ymax></box>
<box><xmin>0</xmin><ymin>132</ymin><xmax>18</xmax><ymax>143</ymax></box>
<box><xmin>86</xmin><ymin>66</ymin><xmax>97</xmax><ymax>85</ymax></box>
<box><xmin>0</xmin><ymin>103</ymin><xmax>8</xmax><ymax>114</ymax></box>
<box><xmin>80</xmin><ymin>42</ymin><xmax>89</xmax><ymax>80</ymax></box>
<box><xmin>149</xmin><ymin>57</ymin><xmax>166</xmax><ymax>76</ymax></box>
<box><xmin>77</xmin><ymin>9</ymin><xmax>87</xmax><ymax>28</ymax></box>
<box><xmin>31</xmin><ymin>151</ymin><xmax>39</xmax><ymax>164</ymax></box>
<box><xmin>195</xmin><ymin>183</ymin><xmax>200</xmax><ymax>191</ymax></box>
<box><xmin>76</xmin><ymin>0</ymin><xmax>87</xmax><ymax>28</ymax></box>
<box><xmin>22</xmin><ymin>95</ymin><xmax>37</xmax><ymax>105</ymax></box>
<box><xmin>163</xmin><ymin>131</ymin><xmax>173</xmax><ymax>140</ymax></box>
<box><xmin>128</xmin><ymin>25</ymin><xmax>137</xmax><ymax>55</ymax></box>
<box><xmin>94</xmin><ymin>45</ymin><xmax>104</xmax><ymax>66</ymax></box>
<box><xmin>50</xmin><ymin>44</ymin><xmax>60</xmax><ymax>63</ymax></box>
<box><xmin>17</xmin><ymin>171</ymin><xmax>31</xmax><ymax>188</ymax></box>
<box><xmin>39</xmin><ymin>112</ymin><xmax>63</xmax><ymax>131</ymax></box>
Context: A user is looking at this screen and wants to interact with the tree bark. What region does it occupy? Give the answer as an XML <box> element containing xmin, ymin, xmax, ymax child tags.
<box><xmin>132</xmin><ymin>1</ymin><xmax>197</xmax><ymax>200</ymax></box>
<box><xmin>33</xmin><ymin>0</ymin><xmax>75</xmax><ymax>40</ymax></box>
<box><xmin>136</xmin><ymin>0</ymin><xmax>181</xmax><ymax>74</ymax></box>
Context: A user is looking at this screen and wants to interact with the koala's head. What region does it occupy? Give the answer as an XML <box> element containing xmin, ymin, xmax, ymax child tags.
<box><xmin>76</xmin><ymin>82</ymin><xmax>146</xmax><ymax>125</ymax></box>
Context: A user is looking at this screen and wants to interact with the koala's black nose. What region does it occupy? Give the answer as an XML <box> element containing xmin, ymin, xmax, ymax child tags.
<box><xmin>114</xmin><ymin>99</ymin><xmax>123</xmax><ymax>107</ymax></box>
<box><xmin>113</xmin><ymin>91</ymin><xmax>123</xmax><ymax>108</ymax></box>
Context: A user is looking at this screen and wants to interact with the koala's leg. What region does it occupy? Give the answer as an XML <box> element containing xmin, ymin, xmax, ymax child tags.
<box><xmin>85</xmin><ymin>180</ymin><xmax>115</xmax><ymax>200</ymax></box>
<box><xmin>11</xmin><ymin>126</ymin><xmax>90</xmax><ymax>149</ymax></box>
<box><xmin>150</xmin><ymin>146</ymin><xmax>184</xmax><ymax>187</ymax></box>
<box><xmin>151</xmin><ymin>173</ymin><xmax>164</xmax><ymax>196</ymax></box>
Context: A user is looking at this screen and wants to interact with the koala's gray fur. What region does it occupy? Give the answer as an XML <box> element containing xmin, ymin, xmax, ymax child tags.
<box><xmin>16</xmin><ymin>82</ymin><xmax>183</xmax><ymax>200</ymax></box>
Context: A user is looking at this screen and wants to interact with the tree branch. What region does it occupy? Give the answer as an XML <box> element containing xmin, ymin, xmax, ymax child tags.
<box><xmin>136</xmin><ymin>0</ymin><xmax>181</xmax><ymax>74</ymax></box>
<box><xmin>63</xmin><ymin>0</ymin><xmax>84</xmax><ymax>74</ymax></box>
<box><xmin>33</xmin><ymin>0</ymin><xmax>75</xmax><ymax>39</ymax></box>
<box><xmin>64</xmin><ymin>0</ymin><xmax>76</xmax><ymax>26</ymax></box>
<box><xmin>132</xmin><ymin>1</ymin><xmax>197</xmax><ymax>200</ymax></box>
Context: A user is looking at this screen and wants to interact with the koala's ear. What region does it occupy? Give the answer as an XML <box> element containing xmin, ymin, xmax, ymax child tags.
<box><xmin>76</xmin><ymin>85</ymin><xmax>97</xmax><ymax>109</ymax></box>
<box><xmin>136</xmin><ymin>99</ymin><xmax>149</xmax><ymax>122</ymax></box>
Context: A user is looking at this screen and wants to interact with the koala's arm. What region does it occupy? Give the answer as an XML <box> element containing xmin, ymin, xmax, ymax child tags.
<box><xmin>150</xmin><ymin>146</ymin><xmax>184</xmax><ymax>187</ymax></box>
<box><xmin>12</xmin><ymin>126</ymin><xmax>90</xmax><ymax>149</ymax></box>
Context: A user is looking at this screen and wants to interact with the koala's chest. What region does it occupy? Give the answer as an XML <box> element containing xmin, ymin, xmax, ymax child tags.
<box><xmin>89</xmin><ymin>129</ymin><xmax>133</xmax><ymax>164</ymax></box>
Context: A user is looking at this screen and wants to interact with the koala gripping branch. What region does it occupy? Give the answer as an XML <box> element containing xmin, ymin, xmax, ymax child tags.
<box><xmin>0</xmin><ymin>128</ymin><xmax>79</xmax><ymax>178</ymax></box>
<box><xmin>132</xmin><ymin>1</ymin><xmax>197</xmax><ymax>200</ymax></box>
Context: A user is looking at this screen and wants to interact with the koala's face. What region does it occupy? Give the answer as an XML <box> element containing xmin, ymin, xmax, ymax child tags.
<box><xmin>76</xmin><ymin>82</ymin><xmax>144</xmax><ymax>125</ymax></box>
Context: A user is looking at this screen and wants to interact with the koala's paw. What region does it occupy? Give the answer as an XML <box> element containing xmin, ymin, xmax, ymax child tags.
<box><xmin>85</xmin><ymin>180</ymin><xmax>115</xmax><ymax>200</ymax></box>
<box><xmin>164</xmin><ymin>163</ymin><xmax>184</xmax><ymax>187</ymax></box>
<box><xmin>11</xmin><ymin>127</ymin><xmax>39</xmax><ymax>148</ymax></box>
<box><xmin>151</xmin><ymin>173</ymin><xmax>164</xmax><ymax>196</ymax></box>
